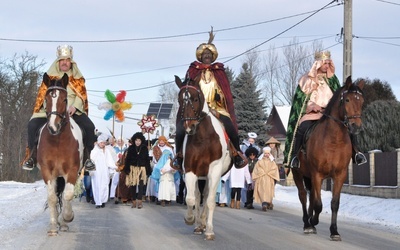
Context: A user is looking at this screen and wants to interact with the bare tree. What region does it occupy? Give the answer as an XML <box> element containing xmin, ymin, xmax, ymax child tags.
<box><xmin>0</xmin><ymin>52</ymin><xmax>44</xmax><ymax>181</ymax></box>
<box><xmin>263</xmin><ymin>45</ymin><xmax>284</xmax><ymax>111</ymax></box>
<box><xmin>242</xmin><ymin>49</ymin><xmax>262</xmax><ymax>84</ymax></box>
<box><xmin>261</xmin><ymin>38</ymin><xmax>323</xmax><ymax>107</ymax></box>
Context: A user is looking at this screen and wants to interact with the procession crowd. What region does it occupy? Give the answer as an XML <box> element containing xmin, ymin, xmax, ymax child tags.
<box><xmin>80</xmin><ymin>131</ymin><xmax>283</xmax><ymax>212</ymax></box>
<box><xmin>21</xmin><ymin>28</ymin><xmax>362</xmax><ymax>215</ymax></box>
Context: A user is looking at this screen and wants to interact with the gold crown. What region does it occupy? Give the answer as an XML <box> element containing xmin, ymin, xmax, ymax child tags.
<box><xmin>56</xmin><ymin>45</ymin><xmax>73</xmax><ymax>59</ymax></box>
<box><xmin>314</xmin><ymin>51</ymin><xmax>331</xmax><ymax>61</ymax></box>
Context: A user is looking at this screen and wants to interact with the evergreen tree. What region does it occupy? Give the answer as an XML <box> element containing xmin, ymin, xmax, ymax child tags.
<box><xmin>358</xmin><ymin>100</ymin><xmax>400</xmax><ymax>152</ymax></box>
<box><xmin>231</xmin><ymin>63</ymin><xmax>267</xmax><ymax>146</ymax></box>
<box><xmin>356</xmin><ymin>78</ymin><xmax>397</xmax><ymax>106</ymax></box>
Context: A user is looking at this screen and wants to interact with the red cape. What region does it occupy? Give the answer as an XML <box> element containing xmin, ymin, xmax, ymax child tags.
<box><xmin>186</xmin><ymin>61</ymin><xmax>237</xmax><ymax>131</ymax></box>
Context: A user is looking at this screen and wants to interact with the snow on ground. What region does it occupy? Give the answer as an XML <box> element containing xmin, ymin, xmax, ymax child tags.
<box><xmin>0</xmin><ymin>180</ymin><xmax>399</xmax><ymax>243</ymax></box>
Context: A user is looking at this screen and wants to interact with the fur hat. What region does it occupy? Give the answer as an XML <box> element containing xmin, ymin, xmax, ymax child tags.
<box><xmin>245</xmin><ymin>147</ymin><xmax>259</xmax><ymax>158</ymax></box>
<box><xmin>130</xmin><ymin>132</ymin><xmax>146</xmax><ymax>144</ymax></box>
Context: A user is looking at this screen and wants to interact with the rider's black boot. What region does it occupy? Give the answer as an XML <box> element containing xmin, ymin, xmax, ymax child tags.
<box><xmin>22</xmin><ymin>147</ymin><xmax>37</xmax><ymax>171</ymax></box>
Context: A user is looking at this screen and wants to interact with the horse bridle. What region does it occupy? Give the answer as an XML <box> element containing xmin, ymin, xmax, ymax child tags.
<box><xmin>45</xmin><ymin>86</ymin><xmax>68</xmax><ymax>128</ymax></box>
<box><xmin>179</xmin><ymin>84</ymin><xmax>208</xmax><ymax>123</ymax></box>
<box><xmin>325</xmin><ymin>88</ymin><xmax>363</xmax><ymax>129</ymax></box>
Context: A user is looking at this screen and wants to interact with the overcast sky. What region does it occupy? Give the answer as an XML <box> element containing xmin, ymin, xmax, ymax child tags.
<box><xmin>1</xmin><ymin>0</ymin><xmax>399</xmax><ymax>140</ymax></box>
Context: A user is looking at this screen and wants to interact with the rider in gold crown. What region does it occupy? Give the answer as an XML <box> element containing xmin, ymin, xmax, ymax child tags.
<box><xmin>283</xmin><ymin>51</ymin><xmax>367</xmax><ymax>169</ymax></box>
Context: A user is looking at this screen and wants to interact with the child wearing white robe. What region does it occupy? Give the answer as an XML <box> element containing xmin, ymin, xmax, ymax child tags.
<box><xmin>91</xmin><ymin>134</ymin><xmax>117</xmax><ymax>208</ymax></box>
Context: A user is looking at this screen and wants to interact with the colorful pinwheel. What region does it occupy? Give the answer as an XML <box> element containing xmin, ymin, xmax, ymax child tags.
<box><xmin>98</xmin><ymin>90</ymin><xmax>132</xmax><ymax>122</ymax></box>
<box><xmin>137</xmin><ymin>114</ymin><xmax>159</xmax><ymax>134</ymax></box>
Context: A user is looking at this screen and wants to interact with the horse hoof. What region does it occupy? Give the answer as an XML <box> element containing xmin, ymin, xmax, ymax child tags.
<box><xmin>304</xmin><ymin>227</ymin><xmax>317</xmax><ymax>234</ymax></box>
<box><xmin>205</xmin><ymin>234</ymin><xmax>215</xmax><ymax>241</ymax></box>
<box><xmin>193</xmin><ymin>228</ymin><xmax>203</xmax><ymax>235</ymax></box>
<box><xmin>330</xmin><ymin>235</ymin><xmax>342</xmax><ymax>241</ymax></box>
<box><xmin>184</xmin><ymin>217</ymin><xmax>195</xmax><ymax>225</ymax></box>
<box><xmin>59</xmin><ymin>225</ymin><xmax>69</xmax><ymax>232</ymax></box>
<box><xmin>47</xmin><ymin>230</ymin><xmax>58</xmax><ymax>236</ymax></box>
<box><xmin>63</xmin><ymin>214</ymin><xmax>74</xmax><ymax>223</ymax></box>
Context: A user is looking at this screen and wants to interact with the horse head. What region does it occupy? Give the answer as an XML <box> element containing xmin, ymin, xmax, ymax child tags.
<box><xmin>339</xmin><ymin>76</ymin><xmax>365</xmax><ymax>134</ymax></box>
<box><xmin>175</xmin><ymin>74</ymin><xmax>207</xmax><ymax>135</ymax></box>
<box><xmin>43</xmin><ymin>73</ymin><xmax>69</xmax><ymax>135</ymax></box>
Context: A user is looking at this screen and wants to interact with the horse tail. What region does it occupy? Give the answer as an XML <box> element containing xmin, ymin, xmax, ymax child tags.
<box><xmin>56</xmin><ymin>177</ymin><xmax>65</xmax><ymax>209</ymax></box>
<box><xmin>303</xmin><ymin>176</ymin><xmax>312</xmax><ymax>192</ymax></box>
<box><xmin>43</xmin><ymin>177</ymin><xmax>65</xmax><ymax>211</ymax></box>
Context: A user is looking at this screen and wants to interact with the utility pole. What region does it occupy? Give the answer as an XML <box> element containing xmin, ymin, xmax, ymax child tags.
<box><xmin>343</xmin><ymin>0</ymin><xmax>353</xmax><ymax>83</ymax></box>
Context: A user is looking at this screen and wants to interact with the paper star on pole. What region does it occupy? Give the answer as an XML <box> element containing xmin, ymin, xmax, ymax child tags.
<box><xmin>98</xmin><ymin>89</ymin><xmax>132</xmax><ymax>122</ymax></box>
<box><xmin>137</xmin><ymin>114</ymin><xmax>159</xmax><ymax>134</ymax></box>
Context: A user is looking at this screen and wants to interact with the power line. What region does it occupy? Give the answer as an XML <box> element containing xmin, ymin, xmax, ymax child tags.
<box><xmin>374</xmin><ymin>0</ymin><xmax>400</xmax><ymax>6</ymax></box>
<box><xmin>353</xmin><ymin>36</ymin><xmax>400</xmax><ymax>39</ymax></box>
<box><xmin>223</xmin><ymin>0</ymin><xmax>341</xmax><ymax>64</ymax></box>
<box><xmin>354</xmin><ymin>37</ymin><xmax>400</xmax><ymax>47</ymax></box>
<box><xmin>86</xmin><ymin>35</ymin><xmax>338</xmax><ymax>93</ymax></box>
<box><xmin>0</xmin><ymin>6</ymin><xmax>342</xmax><ymax>44</ymax></box>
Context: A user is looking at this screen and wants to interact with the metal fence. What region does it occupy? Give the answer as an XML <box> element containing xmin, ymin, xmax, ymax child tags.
<box><xmin>342</xmin><ymin>149</ymin><xmax>399</xmax><ymax>198</ymax></box>
<box><xmin>285</xmin><ymin>150</ymin><xmax>400</xmax><ymax>199</ymax></box>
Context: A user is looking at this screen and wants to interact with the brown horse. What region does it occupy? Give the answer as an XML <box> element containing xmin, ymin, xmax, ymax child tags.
<box><xmin>175</xmin><ymin>75</ymin><xmax>232</xmax><ymax>240</ymax></box>
<box><xmin>37</xmin><ymin>73</ymin><xmax>84</xmax><ymax>236</ymax></box>
<box><xmin>292</xmin><ymin>76</ymin><xmax>365</xmax><ymax>241</ymax></box>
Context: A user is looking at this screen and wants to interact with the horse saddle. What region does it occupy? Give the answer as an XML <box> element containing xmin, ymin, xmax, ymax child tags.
<box><xmin>209</xmin><ymin>109</ymin><xmax>248</xmax><ymax>168</ymax></box>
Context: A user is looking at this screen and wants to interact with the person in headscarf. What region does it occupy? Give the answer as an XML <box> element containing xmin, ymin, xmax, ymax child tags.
<box><xmin>283</xmin><ymin>51</ymin><xmax>341</xmax><ymax>169</ymax></box>
<box><xmin>240</xmin><ymin>132</ymin><xmax>261</xmax><ymax>157</ymax></box>
<box><xmin>124</xmin><ymin>132</ymin><xmax>150</xmax><ymax>209</ymax></box>
<box><xmin>265</xmin><ymin>136</ymin><xmax>286</xmax><ymax>180</ymax></box>
<box><xmin>22</xmin><ymin>45</ymin><xmax>96</xmax><ymax>171</ymax></box>
<box><xmin>90</xmin><ymin>133</ymin><xmax>118</xmax><ymax>208</ymax></box>
<box><xmin>252</xmin><ymin>147</ymin><xmax>280</xmax><ymax>211</ymax></box>
<box><xmin>174</xmin><ymin>28</ymin><xmax>245</xmax><ymax>170</ymax></box>
<box><xmin>147</xmin><ymin>135</ymin><xmax>174</xmax><ymax>203</ymax></box>
<box><xmin>151</xmin><ymin>150</ymin><xmax>179</xmax><ymax>206</ymax></box>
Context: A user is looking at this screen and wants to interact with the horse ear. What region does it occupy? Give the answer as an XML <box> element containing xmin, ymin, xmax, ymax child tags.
<box><xmin>345</xmin><ymin>75</ymin><xmax>352</xmax><ymax>89</ymax></box>
<box><xmin>357</xmin><ymin>79</ymin><xmax>365</xmax><ymax>90</ymax></box>
<box><xmin>43</xmin><ymin>73</ymin><xmax>51</xmax><ymax>87</ymax></box>
<box><xmin>175</xmin><ymin>75</ymin><xmax>183</xmax><ymax>88</ymax></box>
<box><xmin>61</xmin><ymin>73</ymin><xmax>69</xmax><ymax>88</ymax></box>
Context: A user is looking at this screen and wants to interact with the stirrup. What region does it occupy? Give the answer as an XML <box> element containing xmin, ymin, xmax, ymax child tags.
<box><xmin>22</xmin><ymin>158</ymin><xmax>35</xmax><ymax>171</ymax></box>
<box><xmin>171</xmin><ymin>154</ymin><xmax>183</xmax><ymax>170</ymax></box>
<box><xmin>234</xmin><ymin>155</ymin><xmax>246</xmax><ymax>169</ymax></box>
<box><xmin>84</xmin><ymin>159</ymin><xmax>96</xmax><ymax>171</ymax></box>
<box><xmin>290</xmin><ymin>156</ymin><xmax>300</xmax><ymax>168</ymax></box>
<box><xmin>355</xmin><ymin>152</ymin><xmax>367</xmax><ymax>166</ymax></box>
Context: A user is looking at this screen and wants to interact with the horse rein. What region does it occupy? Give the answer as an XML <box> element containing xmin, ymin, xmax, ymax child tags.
<box><xmin>45</xmin><ymin>86</ymin><xmax>68</xmax><ymax>127</ymax></box>
<box><xmin>179</xmin><ymin>85</ymin><xmax>208</xmax><ymax>123</ymax></box>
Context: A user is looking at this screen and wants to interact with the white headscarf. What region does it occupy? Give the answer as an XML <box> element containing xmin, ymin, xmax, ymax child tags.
<box><xmin>97</xmin><ymin>134</ymin><xmax>109</xmax><ymax>143</ymax></box>
<box><xmin>259</xmin><ymin>146</ymin><xmax>275</xmax><ymax>161</ymax></box>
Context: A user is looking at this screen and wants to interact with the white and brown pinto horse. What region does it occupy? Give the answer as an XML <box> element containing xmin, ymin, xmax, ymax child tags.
<box><xmin>175</xmin><ymin>75</ymin><xmax>232</xmax><ymax>240</ymax></box>
<box><xmin>37</xmin><ymin>73</ymin><xmax>84</xmax><ymax>236</ymax></box>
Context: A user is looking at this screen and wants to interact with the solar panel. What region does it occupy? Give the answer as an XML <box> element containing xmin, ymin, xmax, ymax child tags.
<box><xmin>146</xmin><ymin>103</ymin><xmax>173</xmax><ymax>119</ymax></box>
